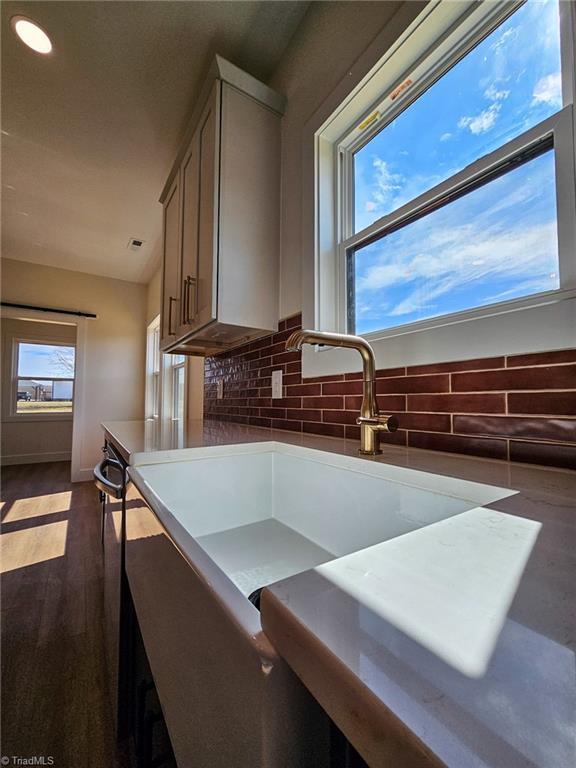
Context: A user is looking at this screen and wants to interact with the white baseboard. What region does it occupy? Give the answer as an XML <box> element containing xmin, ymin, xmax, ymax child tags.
<box><xmin>1</xmin><ymin>451</ymin><xmax>72</xmax><ymax>466</ymax></box>
<box><xmin>72</xmin><ymin>467</ymin><xmax>94</xmax><ymax>483</ymax></box>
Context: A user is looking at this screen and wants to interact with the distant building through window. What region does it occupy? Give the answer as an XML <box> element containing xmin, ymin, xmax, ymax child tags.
<box><xmin>16</xmin><ymin>342</ymin><xmax>75</xmax><ymax>414</ymax></box>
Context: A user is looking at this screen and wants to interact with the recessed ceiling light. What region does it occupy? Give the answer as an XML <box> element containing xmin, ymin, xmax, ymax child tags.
<box><xmin>11</xmin><ymin>16</ymin><xmax>52</xmax><ymax>55</ymax></box>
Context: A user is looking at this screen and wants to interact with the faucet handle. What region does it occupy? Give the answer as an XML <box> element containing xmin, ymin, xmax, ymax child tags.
<box><xmin>357</xmin><ymin>414</ymin><xmax>399</xmax><ymax>433</ymax></box>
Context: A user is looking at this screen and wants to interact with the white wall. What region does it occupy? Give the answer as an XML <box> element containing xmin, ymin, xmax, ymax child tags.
<box><xmin>269</xmin><ymin>2</ymin><xmax>575</xmax><ymax>377</ymax></box>
<box><xmin>1</xmin><ymin>319</ymin><xmax>77</xmax><ymax>464</ymax></box>
<box><xmin>1</xmin><ymin>258</ymin><xmax>147</xmax><ymax>478</ymax></box>
<box><xmin>269</xmin><ymin>1</ymin><xmax>405</xmax><ymax>318</ymax></box>
<box><xmin>146</xmin><ymin>267</ymin><xmax>162</xmax><ymax>325</ymax></box>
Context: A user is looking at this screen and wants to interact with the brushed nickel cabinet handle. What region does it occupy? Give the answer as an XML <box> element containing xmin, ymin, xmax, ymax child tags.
<box><xmin>182</xmin><ymin>278</ymin><xmax>188</xmax><ymax>326</ymax></box>
<box><xmin>168</xmin><ymin>296</ymin><xmax>177</xmax><ymax>335</ymax></box>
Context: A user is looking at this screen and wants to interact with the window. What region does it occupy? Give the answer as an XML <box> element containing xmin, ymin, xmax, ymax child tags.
<box><xmin>145</xmin><ymin>316</ymin><xmax>187</xmax><ymax>422</ymax></box>
<box><xmin>353</xmin><ymin>0</ymin><xmax>563</xmax><ymax>233</ymax></box>
<box><xmin>352</xmin><ymin>149</ymin><xmax>559</xmax><ymax>333</ymax></box>
<box><xmin>145</xmin><ymin>317</ymin><xmax>161</xmax><ymax>419</ymax></box>
<box><xmin>169</xmin><ymin>354</ymin><xmax>186</xmax><ymax>422</ymax></box>
<box><xmin>16</xmin><ymin>342</ymin><xmax>75</xmax><ymax>415</ymax></box>
<box><xmin>339</xmin><ymin>0</ymin><xmax>574</xmax><ymax>337</ymax></box>
<box><xmin>312</xmin><ymin>0</ymin><xmax>576</xmax><ymax>354</ymax></box>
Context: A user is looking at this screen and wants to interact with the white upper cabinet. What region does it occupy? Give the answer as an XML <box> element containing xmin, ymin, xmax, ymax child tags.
<box><xmin>159</xmin><ymin>57</ymin><xmax>284</xmax><ymax>355</ymax></box>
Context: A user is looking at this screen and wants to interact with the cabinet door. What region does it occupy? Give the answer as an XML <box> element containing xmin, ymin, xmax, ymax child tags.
<box><xmin>179</xmin><ymin>123</ymin><xmax>200</xmax><ymax>332</ymax></box>
<box><xmin>160</xmin><ymin>173</ymin><xmax>182</xmax><ymax>348</ymax></box>
<box><xmin>217</xmin><ymin>82</ymin><xmax>280</xmax><ymax>331</ymax></box>
<box><xmin>179</xmin><ymin>83</ymin><xmax>219</xmax><ymax>335</ymax></box>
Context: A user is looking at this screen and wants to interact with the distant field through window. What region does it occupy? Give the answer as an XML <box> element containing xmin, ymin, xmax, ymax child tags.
<box><xmin>16</xmin><ymin>342</ymin><xmax>75</xmax><ymax>414</ymax></box>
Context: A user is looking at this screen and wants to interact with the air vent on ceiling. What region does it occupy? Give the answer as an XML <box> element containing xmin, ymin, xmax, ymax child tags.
<box><xmin>127</xmin><ymin>237</ymin><xmax>145</xmax><ymax>252</ymax></box>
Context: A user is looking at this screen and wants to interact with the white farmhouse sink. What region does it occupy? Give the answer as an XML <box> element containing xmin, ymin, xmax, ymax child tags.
<box><xmin>130</xmin><ymin>442</ymin><xmax>515</xmax><ymax>600</ymax></box>
<box><xmin>126</xmin><ymin>441</ymin><xmax>522</xmax><ymax>767</ymax></box>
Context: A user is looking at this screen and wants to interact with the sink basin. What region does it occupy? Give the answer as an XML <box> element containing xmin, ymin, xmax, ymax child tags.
<box><xmin>130</xmin><ymin>442</ymin><xmax>515</xmax><ymax>599</ymax></box>
<box><xmin>126</xmin><ymin>441</ymin><xmax>519</xmax><ymax>768</ymax></box>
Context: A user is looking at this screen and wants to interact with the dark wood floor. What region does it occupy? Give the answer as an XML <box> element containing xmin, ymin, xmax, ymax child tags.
<box><xmin>1</xmin><ymin>462</ymin><xmax>126</xmax><ymax>767</ymax></box>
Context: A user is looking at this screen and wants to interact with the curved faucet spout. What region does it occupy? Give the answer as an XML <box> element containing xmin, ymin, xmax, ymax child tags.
<box><xmin>286</xmin><ymin>330</ymin><xmax>376</xmax><ymax>380</ymax></box>
<box><xmin>285</xmin><ymin>329</ymin><xmax>398</xmax><ymax>455</ymax></box>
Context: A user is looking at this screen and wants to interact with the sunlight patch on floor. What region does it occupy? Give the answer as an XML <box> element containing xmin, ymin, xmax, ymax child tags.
<box><xmin>1</xmin><ymin>492</ymin><xmax>72</xmax><ymax>522</ymax></box>
<box><xmin>1</xmin><ymin>520</ymin><xmax>68</xmax><ymax>572</ymax></box>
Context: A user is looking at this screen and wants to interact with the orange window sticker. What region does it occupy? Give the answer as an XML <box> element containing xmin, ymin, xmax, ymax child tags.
<box><xmin>390</xmin><ymin>78</ymin><xmax>413</xmax><ymax>102</ymax></box>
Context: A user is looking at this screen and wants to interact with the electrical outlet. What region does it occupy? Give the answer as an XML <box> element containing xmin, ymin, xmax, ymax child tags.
<box><xmin>217</xmin><ymin>379</ymin><xmax>224</xmax><ymax>399</ymax></box>
<box><xmin>271</xmin><ymin>369</ymin><xmax>283</xmax><ymax>399</ymax></box>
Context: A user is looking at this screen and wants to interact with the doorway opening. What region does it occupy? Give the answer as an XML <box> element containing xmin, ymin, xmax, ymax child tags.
<box><xmin>1</xmin><ymin>306</ymin><xmax>88</xmax><ymax>481</ymax></box>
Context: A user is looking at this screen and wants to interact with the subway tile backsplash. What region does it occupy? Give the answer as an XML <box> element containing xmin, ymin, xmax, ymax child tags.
<box><xmin>204</xmin><ymin>313</ymin><xmax>576</xmax><ymax>470</ymax></box>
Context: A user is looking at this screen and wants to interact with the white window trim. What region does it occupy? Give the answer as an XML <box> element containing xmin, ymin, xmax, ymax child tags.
<box><xmin>164</xmin><ymin>354</ymin><xmax>187</xmax><ymax>423</ymax></box>
<box><xmin>301</xmin><ymin>0</ymin><xmax>576</xmax><ymax>378</ymax></box>
<box><xmin>145</xmin><ymin>314</ymin><xmax>188</xmax><ymax>423</ymax></box>
<box><xmin>9</xmin><ymin>337</ymin><xmax>76</xmax><ymax>422</ymax></box>
<box><xmin>340</xmin><ymin>109</ymin><xmax>576</xmax><ymax>341</ymax></box>
<box><xmin>145</xmin><ymin>315</ymin><xmax>161</xmax><ymax>420</ymax></box>
<box><xmin>1</xmin><ymin>305</ymin><xmax>91</xmax><ymax>482</ymax></box>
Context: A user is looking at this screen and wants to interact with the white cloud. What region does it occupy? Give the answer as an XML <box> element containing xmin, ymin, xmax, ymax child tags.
<box><xmin>490</xmin><ymin>27</ymin><xmax>518</xmax><ymax>52</ymax></box>
<box><xmin>456</xmin><ymin>78</ymin><xmax>509</xmax><ymax>139</ymax></box>
<box><xmin>356</xmin><ymin>156</ymin><xmax>558</xmax><ymax>326</ymax></box>
<box><xmin>356</xmin><ymin>300</ymin><xmax>390</xmax><ymax>317</ymax></box>
<box><xmin>359</xmin><ymin>158</ymin><xmax>405</xmax><ymax>223</ymax></box>
<box><xmin>440</xmin><ymin>132</ymin><xmax>452</xmax><ymax>142</ymax></box>
<box><xmin>385</xmin><ymin>220</ymin><xmax>557</xmax><ymax>316</ymax></box>
<box><xmin>372</xmin><ymin>158</ymin><xmax>404</xmax><ymax>203</ymax></box>
<box><xmin>483</xmin><ymin>276</ymin><xmax>559</xmax><ymax>305</ymax></box>
<box><xmin>458</xmin><ymin>103</ymin><xmax>501</xmax><ymax>135</ymax></box>
<box><xmin>532</xmin><ymin>72</ymin><xmax>562</xmax><ymax>108</ymax></box>
<box><xmin>534</xmin><ymin>0</ymin><xmax>561</xmax><ymax>52</ymax></box>
<box><xmin>357</xmin><ymin>263</ymin><xmax>409</xmax><ymax>293</ymax></box>
<box><xmin>484</xmin><ymin>83</ymin><xmax>510</xmax><ymax>101</ymax></box>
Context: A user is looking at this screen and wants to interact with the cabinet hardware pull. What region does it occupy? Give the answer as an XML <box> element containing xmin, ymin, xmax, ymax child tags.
<box><xmin>168</xmin><ymin>296</ymin><xmax>177</xmax><ymax>335</ymax></box>
<box><xmin>93</xmin><ymin>457</ymin><xmax>124</xmax><ymax>500</ymax></box>
<box><xmin>185</xmin><ymin>276</ymin><xmax>198</xmax><ymax>324</ymax></box>
<box><xmin>183</xmin><ymin>277</ymin><xmax>189</xmax><ymax>324</ymax></box>
<box><xmin>182</xmin><ymin>279</ymin><xmax>188</xmax><ymax>326</ymax></box>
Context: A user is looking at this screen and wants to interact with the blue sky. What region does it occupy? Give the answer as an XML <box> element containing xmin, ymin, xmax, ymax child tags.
<box><xmin>353</xmin><ymin>0</ymin><xmax>562</xmax><ymax>334</ymax></box>
<box><xmin>18</xmin><ymin>343</ymin><xmax>75</xmax><ymax>378</ymax></box>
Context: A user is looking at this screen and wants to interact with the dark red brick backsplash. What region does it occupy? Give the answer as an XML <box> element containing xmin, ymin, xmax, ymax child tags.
<box><xmin>407</xmin><ymin>393</ymin><xmax>506</xmax><ymax>413</ymax></box>
<box><xmin>507</xmin><ymin>391</ymin><xmax>576</xmax><ymax>416</ymax></box>
<box><xmin>452</xmin><ymin>365</ymin><xmax>576</xmax><ymax>392</ymax></box>
<box><xmin>204</xmin><ymin>313</ymin><xmax>576</xmax><ymax>470</ymax></box>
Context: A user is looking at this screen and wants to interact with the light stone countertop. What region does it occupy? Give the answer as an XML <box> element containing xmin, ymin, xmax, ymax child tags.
<box><xmin>103</xmin><ymin>418</ymin><xmax>576</xmax><ymax>768</ymax></box>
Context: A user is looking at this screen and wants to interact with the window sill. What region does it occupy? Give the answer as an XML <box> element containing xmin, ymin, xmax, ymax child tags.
<box><xmin>302</xmin><ymin>289</ymin><xmax>576</xmax><ymax>379</ymax></box>
<box><xmin>357</xmin><ymin>286</ymin><xmax>576</xmax><ymax>344</ymax></box>
<box><xmin>3</xmin><ymin>414</ymin><xmax>74</xmax><ymax>423</ymax></box>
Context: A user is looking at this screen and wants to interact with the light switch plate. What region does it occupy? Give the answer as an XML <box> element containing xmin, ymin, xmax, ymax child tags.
<box><xmin>271</xmin><ymin>370</ymin><xmax>283</xmax><ymax>399</ymax></box>
<box><xmin>217</xmin><ymin>380</ymin><xmax>224</xmax><ymax>399</ymax></box>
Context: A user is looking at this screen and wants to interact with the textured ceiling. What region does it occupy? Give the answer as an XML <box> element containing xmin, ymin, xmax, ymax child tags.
<box><xmin>1</xmin><ymin>0</ymin><xmax>309</xmax><ymax>283</ymax></box>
